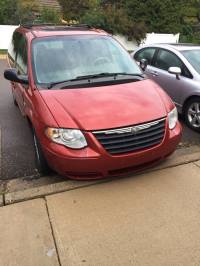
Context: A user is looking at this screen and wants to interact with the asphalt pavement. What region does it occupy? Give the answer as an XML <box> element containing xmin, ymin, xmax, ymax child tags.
<box><xmin>0</xmin><ymin>60</ymin><xmax>36</xmax><ymax>179</ymax></box>
<box><xmin>0</xmin><ymin>59</ymin><xmax>199</xmax><ymax>180</ymax></box>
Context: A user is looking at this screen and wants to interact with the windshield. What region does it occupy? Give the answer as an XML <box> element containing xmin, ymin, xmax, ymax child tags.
<box><xmin>181</xmin><ymin>49</ymin><xmax>200</xmax><ymax>75</ymax></box>
<box><xmin>32</xmin><ymin>35</ymin><xmax>142</xmax><ymax>86</ymax></box>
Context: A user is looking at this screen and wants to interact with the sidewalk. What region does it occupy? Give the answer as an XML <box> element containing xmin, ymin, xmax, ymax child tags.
<box><xmin>1</xmin><ymin>161</ymin><xmax>200</xmax><ymax>266</ymax></box>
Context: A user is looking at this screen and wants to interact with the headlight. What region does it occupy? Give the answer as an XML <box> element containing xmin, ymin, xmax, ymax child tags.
<box><xmin>168</xmin><ymin>107</ymin><xmax>178</xmax><ymax>129</ymax></box>
<box><xmin>46</xmin><ymin>128</ymin><xmax>87</xmax><ymax>149</ymax></box>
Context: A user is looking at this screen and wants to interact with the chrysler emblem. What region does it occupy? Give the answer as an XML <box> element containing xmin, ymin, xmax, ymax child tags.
<box><xmin>94</xmin><ymin>119</ymin><xmax>161</xmax><ymax>135</ymax></box>
<box><xmin>131</xmin><ymin>127</ymin><xmax>139</xmax><ymax>134</ymax></box>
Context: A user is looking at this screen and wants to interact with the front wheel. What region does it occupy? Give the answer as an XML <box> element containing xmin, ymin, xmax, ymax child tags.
<box><xmin>33</xmin><ymin>129</ymin><xmax>51</xmax><ymax>175</ymax></box>
<box><xmin>184</xmin><ymin>97</ymin><xmax>200</xmax><ymax>132</ymax></box>
<box><xmin>12</xmin><ymin>90</ymin><xmax>18</xmax><ymax>106</ymax></box>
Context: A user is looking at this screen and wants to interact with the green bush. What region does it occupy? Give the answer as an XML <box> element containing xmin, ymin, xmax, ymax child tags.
<box><xmin>0</xmin><ymin>0</ymin><xmax>19</xmax><ymax>24</ymax></box>
<box><xmin>39</xmin><ymin>8</ymin><xmax>61</xmax><ymax>24</ymax></box>
<box><xmin>81</xmin><ymin>6</ymin><xmax>146</xmax><ymax>43</ymax></box>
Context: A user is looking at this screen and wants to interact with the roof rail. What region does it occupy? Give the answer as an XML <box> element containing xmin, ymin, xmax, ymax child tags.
<box><xmin>169</xmin><ymin>43</ymin><xmax>200</xmax><ymax>46</ymax></box>
<box><xmin>155</xmin><ymin>42</ymin><xmax>200</xmax><ymax>47</ymax></box>
<box><xmin>21</xmin><ymin>23</ymin><xmax>92</xmax><ymax>30</ymax></box>
<box><xmin>21</xmin><ymin>23</ymin><xmax>55</xmax><ymax>28</ymax></box>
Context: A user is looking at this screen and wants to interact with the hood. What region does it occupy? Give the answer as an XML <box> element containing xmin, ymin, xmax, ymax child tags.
<box><xmin>39</xmin><ymin>79</ymin><xmax>168</xmax><ymax>131</ymax></box>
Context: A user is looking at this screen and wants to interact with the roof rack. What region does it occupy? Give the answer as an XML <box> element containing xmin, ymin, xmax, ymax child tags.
<box><xmin>21</xmin><ymin>23</ymin><xmax>92</xmax><ymax>30</ymax></box>
<box><xmin>21</xmin><ymin>23</ymin><xmax>55</xmax><ymax>29</ymax></box>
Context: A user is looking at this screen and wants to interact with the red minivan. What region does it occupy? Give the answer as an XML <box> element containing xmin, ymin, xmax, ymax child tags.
<box><xmin>4</xmin><ymin>24</ymin><xmax>181</xmax><ymax>180</ymax></box>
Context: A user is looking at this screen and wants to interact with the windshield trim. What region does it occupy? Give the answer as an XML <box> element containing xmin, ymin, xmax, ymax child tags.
<box><xmin>48</xmin><ymin>73</ymin><xmax>144</xmax><ymax>89</ymax></box>
<box><xmin>39</xmin><ymin>76</ymin><xmax>145</xmax><ymax>90</ymax></box>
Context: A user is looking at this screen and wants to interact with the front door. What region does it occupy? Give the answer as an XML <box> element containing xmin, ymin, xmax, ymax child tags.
<box><xmin>150</xmin><ymin>48</ymin><xmax>193</xmax><ymax>106</ymax></box>
<box><xmin>14</xmin><ymin>33</ymin><xmax>28</xmax><ymax>115</ymax></box>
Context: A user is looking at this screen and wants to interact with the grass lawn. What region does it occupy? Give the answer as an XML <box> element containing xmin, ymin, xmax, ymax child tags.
<box><xmin>0</xmin><ymin>50</ymin><xmax>7</xmax><ymax>55</ymax></box>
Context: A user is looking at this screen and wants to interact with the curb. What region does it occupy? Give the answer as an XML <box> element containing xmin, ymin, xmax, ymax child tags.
<box><xmin>3</xmin><ymin>147</ymin><xmax>200</xmax><ymax>205</ymax></box>
<box><xmin>153</xmin><ymin>151</ymin><xmax>200</xmax><ymax>171</ymax></box>
<box><xmin>194</xmin><ymin>161</ymin><xmax>200</xmax><ymax>168</ymax></box>
<box><xmin>0</xmin><ymin>195</ymin><xmax>3</xmax><ymax>207</ymax></box>
<box><xmin>0</xmin><ymin>128</ymin><xmax>3</xmax><ymax>206</ymax></box>
<box><xmin>0</xmin><ymin>128</ymin><xmax>2</xmax><ymax>181</ymax></box>
<box><xmin>4</xmin><ymin>180</ymin><xmax>106</xmax><ymax>205</ymax></box>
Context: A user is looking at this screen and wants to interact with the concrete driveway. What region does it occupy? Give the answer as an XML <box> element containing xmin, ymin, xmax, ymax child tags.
<box><xmin>0</xmin><ymin>59</ymin><xmax>200</xmax><ymax>180</ymax></box>
<box><xmin>1</xmin><ymin>161</ymin><xmax>200</xmax><ymax>266</ymax></box>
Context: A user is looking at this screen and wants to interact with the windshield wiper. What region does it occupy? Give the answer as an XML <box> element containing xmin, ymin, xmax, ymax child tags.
<box><xmin>76</xmin><ymin>72</ymin><xmax>144</xmax><ymax>80</ymax></box>
<box><xmin>48</xmin><ymin>77</ymin><xmax>81</xmax><ymax>89</ymax></box>
<box><xmin>48</xmin><ymin>72</ymin><xmax>144</xmax><ymax>89</ymax></box>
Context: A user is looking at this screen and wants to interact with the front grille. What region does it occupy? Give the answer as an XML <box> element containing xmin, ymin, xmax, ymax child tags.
<box><xmin>93</xmin><ymin>118</ymin><xmax>166</xmax><ymax>155</ymax></box>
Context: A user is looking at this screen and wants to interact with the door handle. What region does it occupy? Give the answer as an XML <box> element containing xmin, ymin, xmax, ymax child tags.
<box><xmin>149</xmin><ymin>71</ymin><xmax>158</xmax><ymax>77</ymax></box>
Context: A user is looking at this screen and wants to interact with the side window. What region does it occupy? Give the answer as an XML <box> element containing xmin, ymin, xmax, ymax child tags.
<box><xmin>8</xmin><ymin>32</ymin><xmax>18</xmax><ymax>67</ymax></box>
<box><xmin>16</xmin><ymin>34</ymin><xmax>28</xmax><ymax>75</ymax></box>
<box><xmin>154</xmin><ymin>49</ymin><xmax>192</xmax><ymax>78</ymax></box>
<box><xmin>134</xmin><ymin>48</ymin><xmax>156</xmax><ymax>65</ymax></box>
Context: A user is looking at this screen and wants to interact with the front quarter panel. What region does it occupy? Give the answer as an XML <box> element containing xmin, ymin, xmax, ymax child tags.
<box><xmin>178</xmin><ymin>78</ymin><xmax>200</xmax><ymax>109</ymax></box>
<box><xmin>25</xmin><ymin>90</ymin><xmax>58</xmax><ymax>144</ymax></box>
<box><xmin>150</xmin><ymin>80</ymin><xmax>175</xmax><ymax>113</ymax></box>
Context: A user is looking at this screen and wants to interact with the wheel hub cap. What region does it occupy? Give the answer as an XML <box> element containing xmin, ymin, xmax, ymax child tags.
<box><xmin>188</xmin><ymin>102</ymin><xmax>200</xmax><ymax>128</ymax></box>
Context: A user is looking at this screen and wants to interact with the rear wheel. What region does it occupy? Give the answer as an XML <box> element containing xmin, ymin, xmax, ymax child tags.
<box><xmin>184</xmin><ymin>97</ymin><xmax>200</xmax><ymax>132</ymax></box>
<box><xmin>32</xmin><ymin>129</ymin><xmax>51</xmax><ymax>175</ymax></box>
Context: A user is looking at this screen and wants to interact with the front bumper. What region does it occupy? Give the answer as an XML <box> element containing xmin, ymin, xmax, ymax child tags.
<box><xmin>42</xmin><ymin>121</ymin><xmax>182</xmax><ymax>180</ymax></box>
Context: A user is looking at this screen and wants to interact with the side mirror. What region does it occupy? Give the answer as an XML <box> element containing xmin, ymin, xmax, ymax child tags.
<box><xmin>168</xmin><ymin>67</ymin><xmax>181</xmax><ymax>80</ymax></box>
<box><xmin>139</xmin><ymin>59</ymin><xmax>148</xmax><ymax>71</ymax></box>
<box><xmin>4</xmin><ymin>68</ymin><xmax>29</xmax><ymax>85</ymax></box>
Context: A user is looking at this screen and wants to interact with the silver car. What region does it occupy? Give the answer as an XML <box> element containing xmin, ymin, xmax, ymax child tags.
<box><xmin>132</xmin><ymin>44</ymin><xmax>200</xmax><ymax>132</ymax></box>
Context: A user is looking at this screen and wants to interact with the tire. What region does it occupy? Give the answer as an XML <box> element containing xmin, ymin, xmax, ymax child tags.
<box><xmin>32</xmin><ymin>129</ymin><xmax>51</xmax><ymax>175</ymax></box>
<box><xmin>184</xmin><ymin>97</ymin><xmax>200</xmax><ymax>132</ymax></box>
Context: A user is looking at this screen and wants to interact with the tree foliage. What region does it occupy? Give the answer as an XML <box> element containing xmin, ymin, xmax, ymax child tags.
<box><xmin>17</xmin><ymin>0</ymin><xmax>39</xmax><ymax>24</ymax></box>
<box><xmin>1</xmin><ymin>0</ymin><xmax>200</xmax><ymax>43</ymax></box>
<box><xmin>58</xmin><ymin>0</ymin><xmax>91</xmax><ymax>21</ymax></box>
<box><xmin>0</xmin><ymin>0</ymin><xmax>61</xmax><ymax>25</ymax></box>
<box><xmin>81</xmin><ymin>4</ymin><xmax>146</xmax><ymax>42</ymax></box>
<box><xmin>60</xmin><ymin>0</ymin><xmax>146</xmax><ymax>41</ymax></box>
<box><xmin>125</xmin><ymin>0</ymin><xmax>184</xmax><ymax>34</ymax></box>
<box><xmin>38</xmin><ymin>8</ymin><xmax>60</xmax><ymax>23</ymax></box>
<box><xmin>0</xmin><ymin>0</ymin><xmax>19</xmax><ymax>24</ymax></box>
<box><xmin>58</xmin><ymin>0</ymin><xmax>200</xmax><ymax>42</ymax></box>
